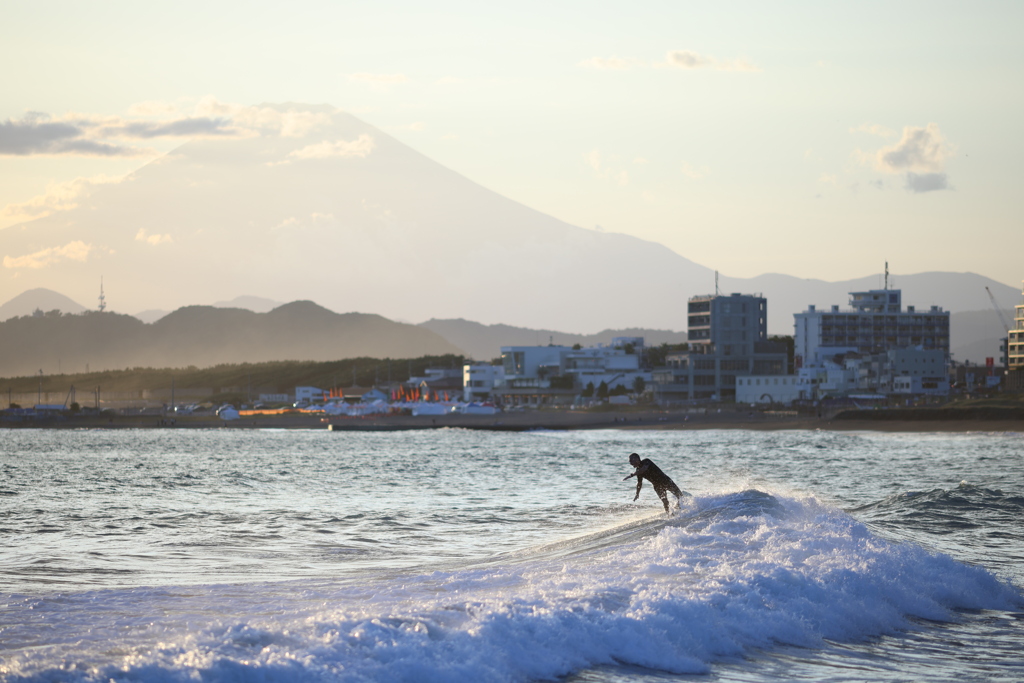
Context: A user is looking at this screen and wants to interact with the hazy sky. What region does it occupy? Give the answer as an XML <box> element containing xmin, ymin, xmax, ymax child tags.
<box><xmin>2</xmin><ymin>1</ymin><xmax>1022</xmax><ymax>287</ymax></box>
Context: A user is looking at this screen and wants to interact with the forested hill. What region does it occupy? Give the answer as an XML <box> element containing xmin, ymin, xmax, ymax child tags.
<box><xmin>0</xmin><ymin>301</ymin><xmax>462</xmax><ymax>378</ymax></box>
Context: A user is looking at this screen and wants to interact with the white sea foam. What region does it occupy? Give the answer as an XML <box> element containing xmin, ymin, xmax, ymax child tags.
<box><xmin>2</xmin><ymin>489</ymin><xmax>1019</xmax><ymax>683</ymax></box>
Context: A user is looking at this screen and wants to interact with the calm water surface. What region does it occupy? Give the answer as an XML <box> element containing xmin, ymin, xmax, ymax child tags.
<box><xmin>1</xmin><ymin>427</ymin><xmax>1022</xmax><ymax>682</ymax></box>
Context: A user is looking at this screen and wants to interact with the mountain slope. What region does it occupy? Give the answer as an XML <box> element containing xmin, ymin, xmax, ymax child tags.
<box><xmin>0</xmin><ymin>288</ymin><xmax>87</xmax><ymax>321</ymax></box>
<box><xmin>0</xmin><ymin>301</ymin><xmax>461</xmax><ymax>378</ymax></box>
<box><xmin>0</xmin><ymin>104</ymin><xmax>1017</xmax><ymax>332</ymax></box>
<box><xmin>0</xmin><ymin>104</ymin><xmax>714</xmax><ymax>331</ymax></box>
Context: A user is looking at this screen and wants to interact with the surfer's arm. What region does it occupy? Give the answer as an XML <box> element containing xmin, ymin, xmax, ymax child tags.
<box><xmin>633</xmin><ymin>476</ymin><xmax>643</xmax><ymax>501</ymax></box>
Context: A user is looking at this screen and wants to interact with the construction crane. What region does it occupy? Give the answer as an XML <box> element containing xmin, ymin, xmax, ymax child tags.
<box><xmin>985</xmin><ymin>287</ymin><xmax>1012</xmax><ymax>332</ymax></box>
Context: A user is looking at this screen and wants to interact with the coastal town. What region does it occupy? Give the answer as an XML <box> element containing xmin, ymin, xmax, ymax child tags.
<box><xmin>3</xmin><ymin>279</ymin><xmax>1022</xmax><ymax>428</ymax></box>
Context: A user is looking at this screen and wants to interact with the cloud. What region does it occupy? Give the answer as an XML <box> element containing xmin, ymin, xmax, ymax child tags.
<box><xmin>0</xmin><ymin>174</ymin><xmax>124</xmax><ymax>227</ymax></box>
<box><xmin>0</xmin><ymin>114</ymin><xmax>144</xmax><ymax>157</ymax></box>
<box><xmin>865</xmin><ymin>123</ymin><xmax>953</xmax><ymax>193</ymax></box>
<box><xmin>1</xmin><ymin>107</ymin><xmax>240</xmax><ymax>157</ymax></box>
<box><xmin>582</xmin><ymin>50</ymin><xmax>760</xmax><ymax>73</ymax></box>
<box><xmin>586</xmin><ymin>150</ymin><xmax>629</xmax><ymax>185</ymax></box>
<box><xmin>102</xmin><ymin>117</ymin><xmax>236</xmax><ymax>139</ymax></box>
<box><xmin>135</xmin><ymin>229</ymin><xmax>173</xmax><ymax>245</ymax></box>
<box><xmin>681</xmin><ymin>162</ymin><xmax>709</xmax><ymax>180</ymax></box>
<box><xmin>192</xmin><ymin>97</ymin><xmax>332</xmax><ymax>137</ymax></box>
<box><xmin>665</xmin><ymin>50</ymin><xmax>712</xmax><ymax>69</ymax></box>
<box><xmin>287</xmin><ymin>134</ymin><xmax>375</xmax><ymax>161</ymax></box>
<box><xmin>904</xmin><ymin>172</ymin><xmax>949</xmax><ymax>193</ymax></box>
<box><xmin>875</xmin><ymin>123</ymin><xmax>950</xmax><ymax>173</ymax></box>
<box><xmin>3</xmin><ymin>240</ymin><xmax>93</xmax><ymax>269</ymax></box>
<box><xmin>3</xmin><ymin>99</ymin><xmax>342</xmax><ymax>161</ymax></box>
<box><xmin>662</xmin><ymin>50</ymin><xmax>761</xmax><ymax>72</ymax></box>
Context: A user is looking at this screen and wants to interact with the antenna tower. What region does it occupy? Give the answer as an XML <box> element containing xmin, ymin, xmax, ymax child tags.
<box><xmin>884</xmin><ymin>262</ymin><xmax>889</xmax><ymax>290</ymax></box>
<box><xmin>715</xmin><ymin>270</ymin><xmax>720</xmax><ymax>296</ymax></box>
<box><xmin>98</xmin><ymin>277</ymin><xmax>107</xmax><ymax>312</ymax></box>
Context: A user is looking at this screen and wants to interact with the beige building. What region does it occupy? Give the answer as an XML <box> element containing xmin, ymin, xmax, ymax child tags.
<box><xmin>1009</xmin><ymin>282</ymin><xmax>1024</xmax><ymax>373</ymax></box>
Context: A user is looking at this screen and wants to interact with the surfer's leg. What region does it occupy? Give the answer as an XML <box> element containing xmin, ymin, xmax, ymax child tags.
<box><xmin>656</xmin><ymin>488</ymin><xmax>670</xmax><ymax>513</ymax></box>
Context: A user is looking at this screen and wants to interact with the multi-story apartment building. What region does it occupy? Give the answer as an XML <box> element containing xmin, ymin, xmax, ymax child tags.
<box><xmin>1009</xmin><ymin>283</ymin><xmax>1024</xmax><ymax>373</ymax></box>
<box><xmin>794</xmin><ymin>289</ymin><xmax>949</xmax><ymax>368</ymax></box>
<box><xmin>653</xmin><ymin>293</ymin><xmax>787</xmax><ymax>403</ymax></box>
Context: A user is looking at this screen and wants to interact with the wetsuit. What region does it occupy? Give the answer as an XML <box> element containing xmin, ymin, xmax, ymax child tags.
<box><xmin>628</xmin><ymin>458</ymin><xmax>683</xmax><ymax>512</ymax></box>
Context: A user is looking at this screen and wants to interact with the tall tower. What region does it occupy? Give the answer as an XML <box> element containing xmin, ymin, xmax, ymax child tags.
<box><xmin>98</xmin><ymin>277</ymin><xmax>107</xmax><ymax>312</ymax></box>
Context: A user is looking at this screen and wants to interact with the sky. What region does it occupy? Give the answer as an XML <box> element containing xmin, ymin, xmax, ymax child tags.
<box><xmin>2</xmin><ymin>0</ymin><xmax>1022</xmax><ymax>289</ymax></box>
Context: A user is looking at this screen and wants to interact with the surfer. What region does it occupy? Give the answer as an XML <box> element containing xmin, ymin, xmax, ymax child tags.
<box><xmin>623</xmin><ymin>452</ymin><xmax>684</xmax><ymax>513</ymax></box>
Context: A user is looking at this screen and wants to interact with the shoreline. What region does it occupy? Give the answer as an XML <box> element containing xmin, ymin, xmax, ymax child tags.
<box><xmin>5</xmin><ymin>409</ymin><xmax>1023</xmax><ymax>433</ymax></box>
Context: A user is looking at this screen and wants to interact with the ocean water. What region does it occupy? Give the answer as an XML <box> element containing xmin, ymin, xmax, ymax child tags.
<box><xmin>1</xmin><ymin>427</ymin><xmax>1022</xmax><ymax>682</ymax></box>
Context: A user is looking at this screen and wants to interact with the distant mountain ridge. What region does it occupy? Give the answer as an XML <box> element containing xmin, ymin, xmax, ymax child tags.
<box><xmin>0</xmin><ymin>301</ymin><xmax>460</xmax><ymax>378</ymax></box>
<box><xmin>2</xmin><ymin>103</ymin><xmax>1017</xmax><ymax>333</ymax></box>
<box><xmin>2</xmin><ymin>288</ymin><xmax>1018</xmax><ymax>370</ymax></box>
<box><xmin>0</xmin><ymin>288</ymin><xmax>87</xmax><ymax>321</ymax></box>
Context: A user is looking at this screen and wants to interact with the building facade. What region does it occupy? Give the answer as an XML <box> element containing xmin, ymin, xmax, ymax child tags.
<box><xmin>462</xmin><ymin>362</ymin><xmax>505</xmax><ymax>402</ymax></box>
<box><xmin>494</xmin><ymin>339</ymin><xmax>650</xmax><ymax>407</ymax></box>
<box><xmin>653</xmin><ymin>293</ymin><xmax>787</xmax><ymax>403</ymax></box>
<box><xmin>781</xmin><ymin>288</ymin><xmax>953</xmax><ymax>401</ymax></box>
<box><xmin>1009</xmin><ymin>283</ymin><xmax>1024</xmax><ymax>373</ymax></box>
<box><xmin>794</xmin><ymin>289</ymin><xmax>950</xmax><ymax>368</ymax></box>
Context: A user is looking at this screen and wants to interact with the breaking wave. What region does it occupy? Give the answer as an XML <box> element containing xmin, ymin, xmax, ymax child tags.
<box><xmin>2</xmin><ymin>489</ymin><xmax>1020</xmax><ymax>683</ymax></box>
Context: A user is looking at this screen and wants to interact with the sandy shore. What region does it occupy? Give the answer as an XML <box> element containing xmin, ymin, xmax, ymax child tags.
<box><xmin>9</xmin><ymin>409</ymin><xmax>1023</xmax><ymax>432</ymax></box>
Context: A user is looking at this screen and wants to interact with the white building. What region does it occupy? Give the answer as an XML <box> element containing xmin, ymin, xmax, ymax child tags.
<box><xmin>1009</xmin><ymin>282</ymin><xmax>1024</xmax><ymax>373</ymax></box>
<box><xmin>795</xmin><ymin>288</ymin><xmax>949</xmax><ymax>368</ymax></box>
<box><xmin>885</xmin><ymin>348</ymin><xmax>948</xmax><ymax>396</ymax></box>
<box><xmin>735</xmin><ymin>375</ymin><xmax>812</xmax><ymax>404</ymax></box>
<box><xmin>294</xmin><ymin>386</ymin><xmax>323</xmax><ymax>405</ymax></box>
<box><xmin>463</xmin><ymin>363</ymin><xmax>505</xmax><ymax>402</ymax></box>
<box><xmin>563</xmin><ymin>339</ymin><xmax>646</xmax><ymax>391</ymax></box>
<box><xmin>496</xmin><ymin>339</ymin><xmax>650</xmax><ymax>407</ymax></box>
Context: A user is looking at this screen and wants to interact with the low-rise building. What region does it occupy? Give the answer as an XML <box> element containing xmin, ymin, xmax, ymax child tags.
<box><xmin>463</xmin><ymin>362</ymin><xmax>505</xmax><ymax>402</ymax></box>
<box><xmin>294</xmin><ymin>386</ymin><xmax>323</xmax><ymax>405</ymax></box>
<box><xmin>886</xmin><ymin>348</ymin><xmax>948</xmax><ymax>396</ymax></box>
<box><xmin>735</xmin><ymin>375</ymin><xmax>812</xmax><ymax>404</ymax></box>
<box><xmin>493</xmin><ymin>339</ymin><xmax>650</xmax><ymax>407</ymax></box>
